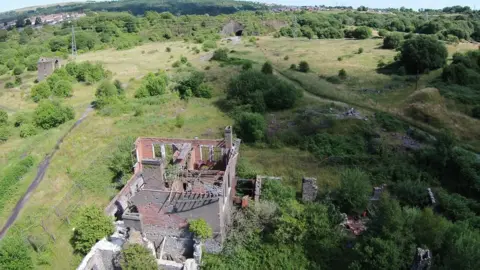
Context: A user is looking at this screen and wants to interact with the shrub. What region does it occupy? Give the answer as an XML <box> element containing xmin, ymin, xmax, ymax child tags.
<box><xmin>175</xmin><ymin>114</ymin><xmax>185</xmax><ymax>128</ymax></box>
<box><xmin>336</xmin><ymin>168</ymin><xmax>372</xmax><ymax>214</ymax></box>
<box><xmin>166</xmin><ymin>47</ymin><xmax>171</xmax><ymax>52</ymax></box>
<box><xmin>0</xmin><ymin>126</ymin><xmax>9</xmax><ymax>142</ymax></box>
<box><xmin>4</xmin><ymin>82</ymin><xmax>15</xmax><ymax>89</ymax></box>
<box><xmin>0</xmin><ymin>64</ymin><xmax>8</xmax><ymax>76</ymax></box>
<box><xmin>378</xmin><ymin>29</ymin><xmax>389</xmax><ymax>37</ymax></box>
<box><xmin>71</xmin><ymin>206</ymin><xmax>114</xmax><ymax>255</ymax></box>
<box><xmin>358</xmin><ymin>47</ymin><xmax>364</xmax><ymax>54</ymax></box>
<box><xmin>66</xmin><ymin>62</ymin><xmax>107</xmax><ymax>84</ymax></box>
<box><xmin>298</xmin><ymin>61</ymin><xmax>310</xmax><ymax>73</ymax></box>
<box><xmin>180</xmin><ymin>56</ymin><xmax>188</xmax><ymax>64</ymax></box>
<box><xmin>242</xmin><ymin>62</ymin><xmax>252</xmax><ymax>70</ymax></box>
<box><xmin>290</xmin><ymin>64</ymin><xmax>297</xmax><ymax>70</ymax></box>
<box><xmin>0</xmin><ymin>109</ymin><xmax>7</xmax><ymax>125</ymax></box>
<box><xmin>383</xmin><ymin>33</ymin><xmax>404</xmax><ymax>49</ymax></box>
<box><xmin>353</xmin><ymin>26</ymin><xmax>373</xmax><ymax>39</ymax></box>
<box><xmin>264</xmin><ymin>81</ymin><xmax>298</xmax><ymax>110</ymax></box>
<box><xmin>189</xmin><ymin>218</ymin><xmax>213</xmax><ymax>240</ymax></box>
<box><xmin>211</xmin><ymin>48</ymin><xmax>229</xmax><ymax>61</ymax></box>
<box><xmin>13</xmin><ymin>65</ymin><xmax>24</xmax><ymax>75</ymax></box>
<box><xmin>400</xmin><ymin>35</ymin><xmax>448</xmax><ymax>74</ymax></box>
<box><xmin>202</xmin><ymin>40</ymin><xmax>217</xmax><ymax>51</ymax></box>
<box><xmin>317</xmin><ymin>27</ymin><xmax>344</xmax><ymax>39</ymax></box>
<box><xmin>14</xmin><ymin>76</ymin><xmax>22</xmax><ymax>86</ymax></box>
<box><xmin>53</xmin><ymin>80</ymin><xmax>73</xmax><ymax>97</ymax></box>
<box><xmin>0</xmin><ymin>236</ymin><xmax>34</xmax><ymax>270</ymax></box>
<box><xmin>34</xmin><ymin>100</ymin><xmax>75</xmax><ymax>129</ymax></box>
<box><xmin>120</xmin><ymin>244</ymin><xmax>158</xmax><ymax>270</ymax></box>
<box><xmin>135</xmin><ymin>71</ymin><xmax>168</xmax><ymax>98</ymax></box>
<box><xmin>13</xmin><ymin>113</ymin><xmax>28</xmax><ymax>127</ymax></box>
<box><xmin>339</xmin><ymin>69</ymin><xmax>347</xmax><ymax>79</ymax></box>
<box><xmin>284</xmin><ymin>55</ymin><xmax>289</xmax><ymax>60</ymax></box>
<box><xmin>30</xmin><ymin>82</ymin><xmax>52</xmax><ymax>102</ymax></box>
<box><xmin>172</xmin><ymin>61</ymin><xmax>181</xmax><ymax>68</ymax></box>
<box><xmin>197</xmin><ymin>83</ymin><xmax>213</xmax><ymax>98</ymax></box>
<box><xmin>261</xmin><ymin>61</ymin><xmax>273</xmax><ymax>74</ymax></box>
<box><xmin>19</xmin><ymin>124</ymin><xmax>38</xmax><ymax>138</ymax></box>
<box><xmin>472</xmin><ymin>106</ymin><xmax>480</xmax><ymax>119</ymax></box>
<box><xmin>234</xmin><ymin>112</ymin><xmax>266</xmax><ymax>143</ymax></box>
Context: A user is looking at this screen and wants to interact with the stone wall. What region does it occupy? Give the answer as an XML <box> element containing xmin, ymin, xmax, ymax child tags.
<box><xmin>302</xmin><ymin>177</ymin><xmax>318</xmax><ymax>202</ymax></box>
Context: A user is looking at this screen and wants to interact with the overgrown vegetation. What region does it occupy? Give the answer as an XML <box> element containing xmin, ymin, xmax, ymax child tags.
<box><xmin>71</xmin><ymin>206</ymin><xmax>114</xmax><ymax>255</ymax></box>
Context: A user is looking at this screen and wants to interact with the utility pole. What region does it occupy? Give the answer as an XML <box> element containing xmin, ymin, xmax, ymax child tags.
<box><xmin>71</xmin><ymin>25</ymin><xmax>77</xmax><ymax>58</ymax></box>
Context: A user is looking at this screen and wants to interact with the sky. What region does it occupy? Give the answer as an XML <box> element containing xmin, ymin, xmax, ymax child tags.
<box><xmin>0</xmin><ymin>0</ymin><xmax>477</xmax><ymax>13</ymax></box>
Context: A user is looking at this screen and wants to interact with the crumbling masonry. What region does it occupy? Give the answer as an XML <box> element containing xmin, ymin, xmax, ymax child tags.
<box><xmin>104</xmin><ymin>127</ymin><xmax>241</xmax><ymax>266</ymax></box>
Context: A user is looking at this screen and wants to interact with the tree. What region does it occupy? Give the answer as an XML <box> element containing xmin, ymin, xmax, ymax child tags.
<box><xmin>53</xmin><ymin>80</ymin><xmax>73</xmax><ymax>97</ymax></box>
<box><xmin>0</xmin><ymin>109</ymin><xmax>7</xmax><ymax>125</ymax></box>
<box><xmin>351</xmin><ymin>237</ymin><xmax>402</xmax><ymax>270</ymax></box>
<box><xmin>31</xmin><ymin>82</ymin><xmax>52</xmax><ymax>102</ymax></box>
<box><xmin>298</xmin><ymin>61</ymin><xmax>310</xmax><ymax>72</ymax></box>
<box><xmin>189</xmin><ymin>218</ymin><xmax>213</xmax><ymax>240</ymax></box>
<box><xmin>264</xmin><ymin>80</ymin><xmax>298</xmax><ymax>110</ymax></box>
<box><xmin>336</xmin><ymin>168</ymin><xmax>371</xmax><ymax>214</ymax></box>
<box><xmin>261</xmin><ymin>61</ymin><xmax>273</xmax><ymax>74</ymax></box>
<box><xmin>120</xmin><ymin>244</ymin><xmax>158</xmax><ymax>270</ymax></box>
<box><xmin>234</xmin><ymin>112</ymin><xmax>266</xmax><ymax>143</ymax></box>
<box><xmin>71</xmin><ymin>206</ymin><xmax>114</xmax><ymax>255</ymax></box>
<box><xmin>35</xmin><ymin>17</ymin><xmax>42</xmax><ymax>25</ymax></box>
<box><xmin>0</xmin><ymin>236</ymin><xmax>34</xmax><ymax>270</ymax></box>
<box><xmin>15</xmin><ymin>18</ymin><xmax>25</xmax><ymax>28</ymax></box>
<box><xmin>20</xmin><ymin>124</ymin><xmax>38</xmax><ymax>138</ymax></box>
<box><xmin>211</xmin><ymin>48</ymin><xmax>229</xmax><ymax>61</ymax></box>
<box><xmin>383</xmin><ymin>33</ymin><xmax>404</xmax><ymax>49</ymax></box>
<box><xmin>25</xmin><ymin>19</ymin><xmax>32</xmax><ymax>26</ymax></box>
<box><xmin>399</xmin><ymin>35</ymin><xmax>448</xmax><ymax>74</ymax></box>
<box><xmin>34</xmin><ymin>100</ymin><xmax>75</xmax><ymax>129</ymax></box>
<box><xmin>13</xmin><ymin>65</ymin><xmax>24</xmax><ymax>75</ymax></box>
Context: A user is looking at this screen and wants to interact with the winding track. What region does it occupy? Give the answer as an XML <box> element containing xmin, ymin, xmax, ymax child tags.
<box><xmin>0</xmin><ymin>105</ymin><xmax>93</xmax><ymax>240</ymax></box>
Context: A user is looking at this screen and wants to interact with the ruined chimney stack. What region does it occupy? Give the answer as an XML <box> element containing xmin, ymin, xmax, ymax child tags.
<box><xmin>302</xmin><ymin>177</ymin><xmax>318</xmax><ymax>202</ymax></box>
<box><xmin>225</xmin><ymin>126</ymin><xmax>233</xmax><ymax>149</ymax></box>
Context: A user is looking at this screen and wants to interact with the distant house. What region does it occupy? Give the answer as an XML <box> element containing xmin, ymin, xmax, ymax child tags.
<box><xmin>37</xmin><ymin>57</ymin><xmax>62</xmax><ymax>82</ymax></box>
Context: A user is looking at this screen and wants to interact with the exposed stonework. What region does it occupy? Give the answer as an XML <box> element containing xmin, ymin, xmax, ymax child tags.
<box><xmin>302</xmin><ymin>177</ymin><xmax>318</xmax><ymax>202</ymax></box>
<box><xmin>221</xmin><ymin>20</ymin><xmax>244</xmax><ymax>36</ymax></box>
<box><xmin>37</xmin><ymin>57</ymin><xmax>62</xmax><ymax>82</ymax></box>
<box><xmin>411</xmin><ymin>248</ymin><xmax>432</xmax><ymax>270</ymax></box>
<box><xmin>104</xmin><ymin>128</ymin><xmax>241</xmax><ymax>268</ymax></box>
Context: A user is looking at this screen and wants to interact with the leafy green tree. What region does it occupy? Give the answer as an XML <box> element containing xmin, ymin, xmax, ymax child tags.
<box><xmin>189</xmin><ymin>218</ymin><xmax>213</xmax><ymax>240</ymax></box>
<box><xmin>25</xmin><ymin>19</ymin><xmax>32</xmax><ymax>26</ymax></box>
<box><xmin>0</xmin><ymin>65</ymin><xmax>8</xmax><ymax>75</ymax></box>
<box><xmin>49</xmin><ymin>37</ymin><xmax>68</xmax><ymax>52</ymax></box>
<box><xmin>109</xmin><ymin>136</ymin><xmax>134</xmax><ymax>182</ymax></box>
<box><xmin>72</xmin><ymin>32</ymin><xmax>97</xmax><ymax>51</ymax></box>
<box><xmin>234</xmin><ymin>112</ymin><xmax>266</xmax><ymax>143</ymax></box>
<box><xmin>351</xmin><ymin>237</ymin><xmax>402</xmax><ymax>270</ymax></box>
<box><xmin>31</xmin><ymin>82</ymin><xmax>52</xmax><ymax>102</ymax></box>
<box><xmin>0</xmin><ymin>29</ymin><xmax>8</xmax><ymax>42</ymax></box>
<box><xmin>95</xmin><ymin>80</ymin><xmax>121</xmax><ymax>108</ymax></box>
<box><xmin>34</xmin><ymin>100</ymin><xmax>75</xmax><ymax>129</ymax></box>
<box><xmin>211</xmin><ymin>48</ymin><xmax>229</xmax><ymax>61</ymax></box>
<box><xmin>177</xmin><ymin>71</ymin><xmax>206</xmax><ymax>99</ymax></box>
<box><xmin>16</xmin><ymin>18</ymin><xmax>25</xmax><ymax>28</ymax></box>
<box><xmin>71</xmin><ymin>206</ymin><xmax>114</xmax><ymax>255</ymax></box>
<box><xmin>0</xmin><ymin>236</ymin><xmax>34</xmax><ymax>270</ymax></box>
<box><xmin>13</xmin><ymin>65</ymin><xmax>24</xmax><ymax>75</ymax></box>
<box><xmin>336</xmin><ymin>168</ymin><xmax>371</xmax><ymax>214</ymax></box>
<box><xmin>383</xmin><ymin>33</ymin><xmax>404</xmax><ymax>49</ymax></box>
<box><xmin>0</xmin><ymin>109</ymin><xmax>7</xmax><ymax>125</ymax></box>
<box><xmin>399</xmin><ymin>35</ymin><xmax>448</xmax><ymax>74</ymax></box>
<box><xmin>261</xmin><ymin>61</ymin><xmax>273</xmax><ymax>74</ymax></box>
<box><xmin>413</xmin><ymin>208</ymin><xmax>450</xmax><ymax>252</ymax></box>
<box><xmin>261</xmin><ymin>179</ymin><xmax>296</xmax><ymax>206</ymax></box>
<box><xmin>120</xmin><ymin>244</ymin><xmax>158</xmax><ymax>270</ymax></box>
<box><xmin>317</xmin><ymin>27</ymin><xmax>344</xmax><ymax>39</ymax></box>
<box><xmin>35</xmin><ymin>17</ymin><xmax>42</xmax><ymax>25</ymax></box>
<box><xmin>301</xmin><ymin>25</ymin><xmax>315</xmax><ymax>39</ymax></box>
<box><xmin>264</xmin><ymin>80</ymin><xmax>298</xmax><ymax>110</ymax></box>
<box><xmin>440</xmin><ymin>223</ymin><xmax>480</xmax><ymax>269</ymax></box>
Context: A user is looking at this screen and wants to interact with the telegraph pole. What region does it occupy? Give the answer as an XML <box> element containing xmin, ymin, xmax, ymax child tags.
<box><xmin>71</xmin><ymin>25</ymin><xmax>77</xmax><ymax>58</ymax></box>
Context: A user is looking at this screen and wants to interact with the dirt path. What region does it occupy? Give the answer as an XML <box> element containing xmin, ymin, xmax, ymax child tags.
<box><xmin>0</xmin><ymin>105</ymin><xmax>94</xmax><ymax>240</ymax></box>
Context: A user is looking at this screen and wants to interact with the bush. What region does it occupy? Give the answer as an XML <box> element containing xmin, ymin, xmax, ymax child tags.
<box><xmin>290</xmin><ymin>64</ymin><xmax>297</xmax><ymax>70</ymax></box>
<box><xmin>13</xmin><ymin>113</ymin><xmax>28</xmax><ymax>127</ymax></box>
<box><xmin>14</xmin><ymin>76</ymin><xmax>22</xmax><ymax>86</ymax></box>
<box><xmin>177</xmin><ymin>71</ymin><xmax>207</xmax><ymax>99</ymax></box>
<box><xmin>66</xmin><ymin>62</ymin><xmax>107</xmax><ymax>84</ymax></box>
<box><xmin>189</xmin><ymin>218</ymin><xmax>213</xmax><ymax>240</ymax></box>
<box><xmin>202</xmin><ymin>40</ymin><xmax>217</xmax><ymax>51</ymax></box>
<box><xmin>0</xmin><ymin>236</ymin><xmax>34</xmax><ymax>270</ymax></box>
<box><xmin>264</xmin><ymin>80</ymin><xmax>298</xmax><ymax>110</ymax></box>
<box><xmin>298</xmin><ymin>61</ymin><xmax>310</xmax><ymax>73</ymax></box>
<box><xmin>30</xmin><ymin>82</ymin><xmax>52</xmax><ymax>102</ymax></box>
<box><xmin>317</xmin><ymin>27</ymin><xmax>344</xmax><ymax>39</ymax></box>
<box><xmin>211</xmin><ymin>48</ymin><xmax>229</xmax><ymax>61</ymax></box>
<box><xmin>358</xmin><ymin>48</ymin><xmax>364</xmax><ymax>54</ymax></box>
<box><xmin>338</xmin><ymin>69</ymin><xmax>347</xmax><ymax>79</ymax></box>
<box><xmin>71</xmin><ymin>206</ymin><xmax>114</xmax><ymax>255</ymax></box>
<box><xmin>284</xmin><ymin>55</ymin><xmax>289</xmax><ymax>61</ymax></box>
<box><xmin>175</xmin><ymin>114</ymin><xmax>185</xmax><ymax>128</ymax></box>
<box><xmin>383</xmin><ymin>33</ymin><xmax>404</xmax><ymax>49</ymax></box>
<box><xmin>135</xmin><ymin>71</ymin><xmax>168</xmax><ymax>98</ymax></box>
<box><xmin>53</xmin><ymin>80</ymin><xmax>73</xmax><ymax>97</ymax></box>
<box><xmin>242</xmin><ymin>62</ymin><xmax>252</xmax><ymax>70</ymax></box>
<box><xmin>0</xmin><ymin>109</ymin><xmax>7</xmax><ymax>125</ymax></box>
<box><xmin>4</xmin><ymin>82</ymin><xmax>15</xmax><ymax>89</ymax></box>
<box><xmin>197</xmin><ymin>83</ymin><xmax>213</xmax><ymax>98</ymax></box>
<box><xmin>166</xmin><ymin>47</ymin><xmax>171</xmax><ymax>52</ymax></box>
<box><xmin>172</xmin><ymin>61</ymin><xmax>181</xmax><ymax>68</ymax></box>
<box><xmin>234</xmin><ymin>112</ymin><xmax>266</xmax><ymax>143</ymax></box>
<box><xmin>0</xmin><ymin>64</ymin><xmax>8</xmax><ymax>76</ymax></box>
<box><xmin>34</xmin><ymin>100</ymin><xmax>75</xmax><ymax>129</ymax></box>
<box><xmin>472</xmin><ymin>106</ymin><xmax>480</xmax><ymax>119</ymax></box>
<box><xmin>261</xmin><ymin>61</ymin><xmax>273</xmax><ymax>74</ymax></box>
<box><xmin>180</xmin><ymin>56</ymin><xmax>188</xmax><ymax>64</ymax></box>
<box><xmin>400</xmin><ymin>35</ymin><xmax>448</xmax><ymax>74</ymax></box>
<box><xmin>120</xmin><ymin>244</ymin><xmax>158</xmax><ymax>270</ymax></box>
<box><xmin>19</xmin><ymin>124</ymin><xmax>38</xmax><ymax>138</ymax></box>
<box><xmin>336</xmin><ymin>168</ymin><xmax>372</xmax><ymax>214</ymax></box>
<box><xmin>378</xmin><ymin>29</ymin><xmax>389</xmax><ymax>37</ymax></box>
<box><xmin>13</xmin><ymin>65</ymin><xmax>24</xmax><ymax>75</ymax></box>
<box><xmin>353</xmin><ymin>26</ymin><xmax>373</xmax><ymax>39</ymax></box>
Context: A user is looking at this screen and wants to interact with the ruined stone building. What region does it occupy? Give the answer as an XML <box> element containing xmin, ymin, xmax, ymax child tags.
<box><xmin>103</xmin><ymin>127</ymin><xmax>241</xmax><ymax>267</ymax></box>
<box><xmin>37</xmin><ymin>57</ymin><xmax>62</xmax><ymax>81</ymax></box>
